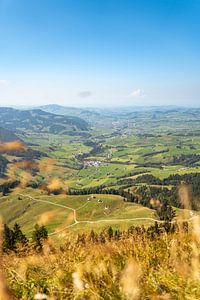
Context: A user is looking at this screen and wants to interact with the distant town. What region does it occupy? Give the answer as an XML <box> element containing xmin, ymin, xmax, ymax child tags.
<box><xmin>84</xmin><ymin>160</ymin><xmax>102</xmax><ymax>168</ymax></box>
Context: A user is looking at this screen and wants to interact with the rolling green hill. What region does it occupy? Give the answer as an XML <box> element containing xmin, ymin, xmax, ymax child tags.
<box><xmin>0</xmin><ymin>187</ymin><xmax>195</xmax><ymax>236</ymax></box>
<box><xmin>0</xmin><ymin>107</ymin><xmax>89</xmax><ymax>134</ymax></box>
<box><xmin>38</xmin><ymin>104</ymin><xmax>101</xmax><ymax>124</ymax></box>
<box><xmin>0</xmin><ymin>188</ymin><xmax>157</xmax><ymax>235</ymax></box>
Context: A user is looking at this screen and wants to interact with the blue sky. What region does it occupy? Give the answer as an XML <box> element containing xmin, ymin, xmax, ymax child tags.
<box><xmin>0</xmin><ymin>0</ymin><xmax>200</xmax><ymax>107</ymax></box>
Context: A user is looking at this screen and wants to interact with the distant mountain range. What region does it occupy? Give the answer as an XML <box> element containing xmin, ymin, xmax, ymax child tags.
<box><xmin>38</xmin><ymin>104</ymin><xmax>101</xmax><ymax>121</ymax></box>
<box><xmin>38</xmin><ymin>104</ymin><xmax>200</xmax><ymax>118</ymax></box>
<box><xmin>37</xmin><ymin>104</ymin><xmax>200</xmax><ymax>126</ymax></box>
<box><xmin>0</xmin><ymin>107</ymin><xmax>89</xmax><ymax>134</ymax></box>
<box><xmin>1</xmin><ymin>105</ymin><xmax>200</xmax><ymax>137</ymax></box>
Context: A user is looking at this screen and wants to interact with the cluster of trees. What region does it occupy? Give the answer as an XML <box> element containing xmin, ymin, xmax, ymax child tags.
<box><xmin>163</xmin><ymin>173</ymin><xmax>200</xmax><ymax>195</ymax></box>
<box><xmin>142</xmin><ymin>149</ymin><xmax>169</xmax><ymax>157</ymax></box>
<box><xmin>116</xmin><ymin>170</ymin><xmax>146</xmax><ymax>179</ymax></box>
<box><xmin>136</xmin><ymin>172</ymin><xmax>200</xmax><ymax>188</ymax></box>
<box><xmin>0</xmin><ymin>154</ymin><xmax>8</xmax><ymax>177</ymax></box>
<box><xmin>2</xmin><ymin>223</ymin><xmax>48</xmax><ymax>253</ymax></box>
<box><xmin>118</xmin><ymin>172</ymin><xmax>200</xmax><ymax>190</ymax></box>
<box><xmin>137</xmin><ymin>162</ymin><xmax>163</xmax><ymax>168</ymax></box>
<box><xmin>171</xmin><ymin>154</ymin><xmax>200</xmax><ymax>166</ymax></box>
<box><xmin>76</xmin><ymin>221</ymin><xmax>188</xmax><ymax>246</ymax></box>
<box><xmin>116</xmin><ymin>172</ymin><xmax>200</xmax><ymax>210</ymax></box>
<box><xmin>137</xmin><ymin>153</ymin><xmax>200</xmax><ymax>168</ymax></box>
<box><xmin>76</xmin><ymin>142</ymin><xmax>105</xmax><ymax>161</ymax></box>
<box><xmin>156</xmin><ymin>200</ymin><xmax>176</xmax><ymax>221</ymax></box>
<box><xmin>117</xmin><ymin>174</ymin><xmax>163</xmax><ymax>186</ymax></box>
<box><xmin>10</xmin><ymin>148</ymin><xmax>46</xmax><ymax>160</ymax></box>
<box><xmin>3</xmin><ymin>223</ymin><xmax>27</xmax><ymax>252</ymax></box>
<box><xmin>69</xmin><ymin>185</ymin><xmax>107</xmax><ymax>195</ymax></box>
<box><xmin>0</xmin><ymin>180</ymin><xmax>19</xmax><ymax>195</ymax></box>
<box><xmin>69</xmin><ymin>186</ymin><xmax>136</xmax><ymax>202</ymax></box>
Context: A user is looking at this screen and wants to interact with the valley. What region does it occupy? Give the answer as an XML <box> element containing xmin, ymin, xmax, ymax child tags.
<box><xmin>1</xmin><ymin>105</ymin><xmax>200</xmax><ymax>234</ymax></box>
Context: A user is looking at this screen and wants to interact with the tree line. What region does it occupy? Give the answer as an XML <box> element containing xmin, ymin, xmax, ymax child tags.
<box><xmin>2</xmin><ymin>223</ymin><xmax>48</xmax><ymax>253</ymax></box>
<box><xmin>2</xmin><ymin>219</ymin><xmax>188</xmax><ymax>255</ymax></box>
<box><xmin>76</xmin><ymin>220</ymin><xmax>188</xmax><ymax>246</ymax></box>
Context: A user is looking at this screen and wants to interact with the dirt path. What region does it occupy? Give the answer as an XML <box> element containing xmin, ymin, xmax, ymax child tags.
<box><xmin>18</xmin><ymin>193</ymin><xmax>196</xmax><ymax>236</ymax></box>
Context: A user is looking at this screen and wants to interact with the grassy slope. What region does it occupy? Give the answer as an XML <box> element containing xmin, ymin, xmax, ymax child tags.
<box><xmin>0</xmin><ymin>188</ymin><xmax>156</xmax><ymax>235</ymax></box>
<box><xmin>1</xmin><ymin>187</ymin><xmax>197</xmax><ymax>237</ymax></box>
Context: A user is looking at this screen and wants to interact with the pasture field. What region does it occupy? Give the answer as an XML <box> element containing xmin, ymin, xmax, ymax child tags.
<box><xmin>0</xmin><ymin>188</ymin><xmax>158</xmax><ymax>235</ymax></box>
<box><xmin>0</xmin><ymin>186</ymin><xmax>198</xmax><ymax>237</ymax></box>
<box><xmin>17</xmin><ymin>126</ymin><xmax>200</xmax><ymax>191</ymax></box>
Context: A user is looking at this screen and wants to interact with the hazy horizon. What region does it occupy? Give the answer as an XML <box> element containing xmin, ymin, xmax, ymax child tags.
<box><xmin>1</xmin><ymin>103</ymin><xmax>200</xmax><ymax>110</ymax></box>
<box><xmin>0</xmin><ymin>0</ymin><xmax>200</xmax><ymax>107</ymax></box>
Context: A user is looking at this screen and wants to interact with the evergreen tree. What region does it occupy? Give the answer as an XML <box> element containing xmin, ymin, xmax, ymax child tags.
<box><xmin>99</xmin><ymin>231</ymin><xmax>106</xmax><ymax>244</ymax></box>
<box><xmin>32</xmin><ymin>224</ymin><xmax>48</xmax><ymax>250</ymax></box>
<box><xmin>2</xmin><ymin>224</ymin><xmax>15</xmax><ymax>251</ymax></box>
<box><xmin>107</xmin><ymin>226</ymin><xmax>113</xmax><ymax>240</ymax></box>
<box><xmin>156</xmin><ymin>201</ymin><xmax>176</xmax><ymax>222</ymax></box>
<box><xmin>89</xmin><ymin>229</ymin><xmax>98</xmax><ymax>243</ymax></box>
<box><xmin>13</xmin><ymin>223</ymin><xmax>27</xmax><ymax>246</ymax></box>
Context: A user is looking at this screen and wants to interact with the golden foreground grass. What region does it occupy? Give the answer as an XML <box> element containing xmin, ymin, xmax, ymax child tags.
<box><xmin>1</xmin><ymin>218</ymin><xmax>200</xmax><ymax>300</ymax></box>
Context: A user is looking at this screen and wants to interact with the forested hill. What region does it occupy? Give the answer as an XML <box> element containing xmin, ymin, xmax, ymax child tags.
<box><xmin>0</xmin><ymin>107</ymin><xmax>89</xmax><ymax>134</ymax></box>
<box><xmin>0</xmin><ymin>127</ymin><xmax>22</xmax><ymax>142</ymax></box>
<box><xmin>38</xmin><ymin>104</ymin><xmax>101</xmax><ymax>123</ymax></box>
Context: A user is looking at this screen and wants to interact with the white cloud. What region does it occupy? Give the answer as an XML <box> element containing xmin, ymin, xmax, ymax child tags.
<box><xmin>129</xmin><ymin>88</ymin><xmax>145</xmax><ymax>98</ymax></box>
<box><xmin>78</xmin><ymin>90</ymin><xmax>92</xmax><ymax>98</ymax></box>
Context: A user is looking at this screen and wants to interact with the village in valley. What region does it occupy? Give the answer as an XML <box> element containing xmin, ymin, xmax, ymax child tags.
<box><xmin>84</xmin><ymin>160</ymin><xmax>102</xmax><ymax>168</ymax></box>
